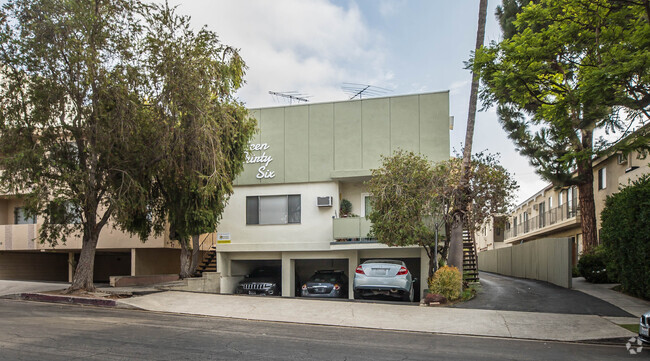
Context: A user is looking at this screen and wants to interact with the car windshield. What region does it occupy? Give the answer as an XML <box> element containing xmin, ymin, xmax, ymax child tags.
<box><xmin>250</xmin><ymin>268</ymin><xmax>278</xmax><ymax>277</ymax></box>
<box><xmin>363</xmin><ymin>259</ymin><xmax>403</xmax><ymax>265</ymax></box>
<box><xmin>309</xmin><ymin>275</ymin><xmax>341</xmax><ymax>283</ymax></box>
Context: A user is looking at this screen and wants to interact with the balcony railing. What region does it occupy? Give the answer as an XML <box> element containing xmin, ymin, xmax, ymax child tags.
<box><xmin>504</xmin><ymin>204</ymin><xmax>579</xmax><ymax>240</ymax></box>
<box><xmin>332</xmin><ymin>217</ymin><xmax>374</xmax><ymax>241</ymax></box>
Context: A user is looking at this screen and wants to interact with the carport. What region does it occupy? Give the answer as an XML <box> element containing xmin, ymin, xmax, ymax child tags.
<box><xmin>217</xmin><ymin>252</ymin><xmax>282</xmax><ymax>294</ymax></box>
<box><xmin>294</xmin><ymin>258</ymin><xmax>349</xmax><ymax>297</ymax></box>
<box><xmin>359</xmin><ymin>257</ymin><xmax>421</xmax><ymax>302</ymax></box>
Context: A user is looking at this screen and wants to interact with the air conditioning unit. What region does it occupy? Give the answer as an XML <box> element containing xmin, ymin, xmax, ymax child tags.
<box><xmin>317</xmin><ymin>196</ymin><xmax>333</xmax><ymax>207</ymax></box>
<box><xmin>533</xmin><ymin>204</ymin><xmax>538</xmax><ymax>211</ymax></box>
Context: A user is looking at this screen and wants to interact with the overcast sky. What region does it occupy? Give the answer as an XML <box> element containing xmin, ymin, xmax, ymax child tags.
<box><xmin>164</xmin><ymin>0</ymin><xmax>548</xmax><ymax>204</ymax></box>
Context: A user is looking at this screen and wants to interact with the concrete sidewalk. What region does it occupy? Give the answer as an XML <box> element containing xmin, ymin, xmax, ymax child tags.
<box><xmin>572</xmin><ymin>277</ymin><xmax>650</xmax><ymax>324</ymax></box>
<box><xmin>118</xmin><ymin>291</ymin><xmax>635</xmax><ymax>342</ymax></box>
<box><xmin>0</xmin><ymin>280</ymin><xmax>69</xmax><ymax>296</ymax></box>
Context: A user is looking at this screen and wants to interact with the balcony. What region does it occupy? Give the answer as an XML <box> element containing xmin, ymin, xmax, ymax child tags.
<box><xmin>504</xmin><ymin>204</ymin><xmax>580</xmax><ymax>242</ymax></box>
<box><xmin>0</xmin><ymin>224</ymin><xmax>38</xmax><ymax>250</ymax></box>
<box><xmin>332</xmin><ymin>217</ymin><xmax>374</xmax><ymax>242</ymax></box>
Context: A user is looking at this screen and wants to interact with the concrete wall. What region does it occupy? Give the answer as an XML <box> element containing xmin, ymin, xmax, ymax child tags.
<box><xmin>239</xmin><ymin>92</ymin><xmax>450</xmax><ymax>186</ymax></box>
<box><xmin>478</xmin><ymin>237</ymin><xmax>572</xmax><ymax>288</ymax></box>
<box><xmin>0</xmin><ymin>251</ymin><xmax>68</xmax><ymax>281</ymax></box>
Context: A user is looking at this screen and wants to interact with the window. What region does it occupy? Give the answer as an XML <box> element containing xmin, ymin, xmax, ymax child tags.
<box><xmin>246</xmin><ymin>195</ymin><xmax>301</xmax><ymax>225</ymax></box>
<box><xmin>538</xmin><ymin>201</ymin><xmax>546</xmax><ymax>228</ymax></box>
<box><xmin>362</xmin><ymin>194</ymin><xmax>374</xmax><ymax>217</ymax></box>
<box><xmin>14</xmin><ymin>207</ymin><xmax>36</xmax><ymax>224</ymax></box>
<box><xmin>548</xmin><ymin>196</ymin><xmax>553</xmax><ymax>209</ymax></box>
<box><xmin>598</xmin><ymin>167</ymin><xmax>606</xmax><ymax>190</ymax></box>
<box><xmin>617</xmin><ymin>154</ymin><xmax>627</xmax><ymax>165</ymax></box>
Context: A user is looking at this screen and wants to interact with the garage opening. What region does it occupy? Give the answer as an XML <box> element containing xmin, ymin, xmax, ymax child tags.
<box><xmin>74</xmin><ymin>251</ymin><xmax>130</xmax><ymax>282</ymax></box>
<box><xmin>359</xmin><ymin>257</ymin><xmax>421</xmax><ymax>302</ymax></box>
<box><xmin>295</xmin><ymin>259</ymin><xmax>349</xmax><ymax>298</ymax></box>
<box><xmin>229</xmin><ymin>259</ymin><xmax>282</xmax><ymax>295</ymax></box>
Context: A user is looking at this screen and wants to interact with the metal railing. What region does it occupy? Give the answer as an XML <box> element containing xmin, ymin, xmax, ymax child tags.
<box><xmin>504</xmin><ymin>204</ymin><xmax>579</xmax><ymax>240</ymax></box>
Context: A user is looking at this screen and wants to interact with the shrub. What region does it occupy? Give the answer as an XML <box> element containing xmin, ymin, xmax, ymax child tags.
<box><xmin>428</xmin><ymin>266</ymin><xmax>462</xmax><ymax>301</ymax></box>
<box><xmin>601</xmin><ymin>174</ymin><xmax>650</xmax><ymax>300</ymax></box>
<box><xmin>577</xmin><ymin>246</ymin><xmax>610</xmax><ymax>283</ymax></box>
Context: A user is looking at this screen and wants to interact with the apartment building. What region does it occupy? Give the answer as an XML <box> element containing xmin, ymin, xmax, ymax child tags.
<box><xmin>1</xmin><ymin>92</ymin><xmax>452</xmax><ymax>300</ymax></box>
<box><xmin>490</xmin><ymin>147</ymin><xmax>649</xmax><ymax>264</ymax></box>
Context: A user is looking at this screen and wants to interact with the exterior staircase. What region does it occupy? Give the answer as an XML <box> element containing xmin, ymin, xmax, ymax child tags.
<box><xmin>193</xmin><ymin>245</ymin><xmax>217</xmax><ymax>277</ymax></box>
<box><xmin>463</xmin><ymin>230</ymin><xmax>480</xmax><ymax>283</ymax></box>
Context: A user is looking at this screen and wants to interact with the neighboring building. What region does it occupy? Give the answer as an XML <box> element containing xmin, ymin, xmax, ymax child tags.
<box><xmin>475</xmin><ymin>216</ymin><xmax>507</xmax><ymax>252</ymax></box>
<box><xmin>496</xmin><ymin>147</ymin><xmax>649</xmax><ymax>265</ymax></box>
<box><xmin>0</xmin><ymin>92</ymin><xmax>452</xmax><ymax>300</ymax></box>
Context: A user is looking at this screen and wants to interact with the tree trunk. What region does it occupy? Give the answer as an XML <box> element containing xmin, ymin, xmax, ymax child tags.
<box><xmin>179</xmin><ymin>238</ymin><xmax>192</xmax><ymax>279</ymax></box>
<box><xmin>448</xmin><ymin>213</ymin><xmax>465</xmax><ymax>273</ymax></box>
<box><xmin>577</xmin><ymin>160</ymin><xmax>598</xmax><ymax>253</ymax></box>
<box><xmin>67</xmin><ymin>231</ymin><xmax>99</xmax><ymax>293</ymax></box>
<box><xmin>190</xmin><ymin>234</ymin><xmax>200</xmax><ymax>273</ymax></box>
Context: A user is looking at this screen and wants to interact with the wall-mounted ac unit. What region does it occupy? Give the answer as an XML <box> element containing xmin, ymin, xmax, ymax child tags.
<box><xmin>317</xmin><ymin>196</ymin><xmax>333</xmax><ymax>207</ymax></box>
<box><xmin>533</xmin><ymin>204</ymin><xmax>538</xmax><ymax>211</ymax></box>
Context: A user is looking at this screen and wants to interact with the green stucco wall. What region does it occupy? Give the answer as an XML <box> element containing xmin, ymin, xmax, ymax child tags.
<box><xmin>236</xmin><ymin>91</ymin><xmax>450</xmax><ymax>185</ymax></box>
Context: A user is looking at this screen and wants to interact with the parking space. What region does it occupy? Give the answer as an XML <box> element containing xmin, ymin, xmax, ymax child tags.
<box><xmin>358</xmin><ymin>257</ymin><xmax>421</xmax><ymax>302</ymax></box>
<box><xmin>295</xmin><ymin>259</ymin><xmax>349</xmax><ymax>298</ymax></box>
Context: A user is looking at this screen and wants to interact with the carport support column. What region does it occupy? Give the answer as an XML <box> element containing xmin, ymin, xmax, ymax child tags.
<box><xmin>130</xmin><ymin>249</ymin><xmax>137</xmax><ymax>276</ymax></box>
<box><xmin>68</xmin><ymin>252</ymin><xmax>75</xmax><ymax>282</ymax></box>
<box><xmin>216</xmin><ymin>252</ymin><xmax>229</xmax><ymax>294</ymax></box>
<box><xmin>420</xmin><ymin>248</ymin><xmax>429</xmax><ymax>300</ymax></box>
<box><xmin>281</xmin><ymin>253</ymin><xmax>295</xmax><ymax>297</ymax></box>
<box><xmin>348</xmin><ymin>250</ymin><xmax>359</xmax><ymax>300</ymax></box>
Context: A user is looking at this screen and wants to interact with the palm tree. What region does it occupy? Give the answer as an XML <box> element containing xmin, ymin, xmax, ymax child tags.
<box><xmin>447</xmin><ymin>0</ymin><xmax>489</xmax><ymax>274</ymax></box>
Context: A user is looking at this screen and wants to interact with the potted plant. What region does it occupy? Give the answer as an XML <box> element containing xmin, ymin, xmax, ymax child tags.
<box><xmin>340</xmin><ymin>199</ymin><xmax>352</xmax><ymax>217</ymax></box>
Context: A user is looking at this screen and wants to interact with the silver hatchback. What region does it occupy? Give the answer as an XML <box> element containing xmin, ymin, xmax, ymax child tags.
<box><xmin>353</xmin><ymin>259</ymin><xmax>414</xmax><ymax>302</ymax></box>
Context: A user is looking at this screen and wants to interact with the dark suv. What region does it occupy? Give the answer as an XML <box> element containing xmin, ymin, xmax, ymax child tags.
<box><xmin>235</xmin><ymin>266</ymin><xmax>282</xmax><ymax>296</ymax></box>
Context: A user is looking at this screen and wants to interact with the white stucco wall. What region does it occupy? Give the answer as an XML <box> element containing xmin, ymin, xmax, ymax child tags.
<box><xmin>217</xmin><ymin>182</ymin><xmax>339</xmax><ymax>252</ymax></box>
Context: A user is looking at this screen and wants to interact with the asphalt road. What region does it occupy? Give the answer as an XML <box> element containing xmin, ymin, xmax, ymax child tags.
<box><xmin>455</xmin><ymin>272</ymin><xmax>633</xmax><ymax>317</ymax></box>
<box><xmin>0</xmin><ymin>299</ymin><xmax>640</xmax><ymax>360</ymax></box>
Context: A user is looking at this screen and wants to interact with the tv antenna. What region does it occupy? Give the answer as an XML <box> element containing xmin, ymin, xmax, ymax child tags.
<box><xmin>341</xmin><ymin>83</ymin><xmax>391</xmax><ymax>100</ymax></box>
<box><xmin>268</xmin><ymin>91</ymin><xmax>310</xmax><ymax>105</ymax></box>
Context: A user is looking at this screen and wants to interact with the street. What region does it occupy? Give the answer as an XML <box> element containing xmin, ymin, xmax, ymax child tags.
<box><xmin>0</xmin><ymin>299</ymin><xmax>639</xmax><ymax>360</ymax></box>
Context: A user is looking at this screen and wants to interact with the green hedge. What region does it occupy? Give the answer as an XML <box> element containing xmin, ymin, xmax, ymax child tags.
<box><xmin>577</xmin><ymin>246</ymin><xmax>612</xmax><ymax>283</ymax></box>
<box><xmin>601</xmin><ymin>174</ymin><xmax>650</xmax><ymax>300</ymax></box>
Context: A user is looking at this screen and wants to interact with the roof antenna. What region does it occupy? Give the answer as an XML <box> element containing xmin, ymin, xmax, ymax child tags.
<box><xmin>341</xmin><ymin>83</ymin><xmax>391</xmax><ymax>100</ymax></box>
<box><xmin>268</xmin><ymin>91</ymin><xmax>310</xmax><ymax>105</ymax></box>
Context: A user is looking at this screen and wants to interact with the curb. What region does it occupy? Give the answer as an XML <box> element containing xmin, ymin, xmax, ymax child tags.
<box><xmin>20</xmin><ymin>293</ymin><xmax>117</xmax><ymax>307</ymax></box>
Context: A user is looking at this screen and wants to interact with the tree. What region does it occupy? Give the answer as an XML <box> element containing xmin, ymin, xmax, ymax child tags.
<box><xmin>431</xmin><ymin>153</ymin><xmax>518</xmax><ymax>264</ymax></box>
<box><xmin>366</xmin><ymin>150</ymin><xmax>517</xmax><ymax>280</ymax></box>
<box><xmin>0</xmin><ymin>0</ymin><xmax>156</xmax><ymax>292</ymax></box>
<box><xmin>366</xmin><ymin>151</ymin><xmax>439</xmax><ymax>279</ymax></box>
<box><xmin>473</xmin><ymin>0</ymin><xmax>650</xmax><ymax>253</ymax></box>
<box><xmin>601</xmin><ymin>174</ymin><xmax>650</xmax><ymax>299</ymax></box>
<box><xmin>448</xmin><ymin>0</ymin><xmax>489</xmax><ymax>274</ymax></box>
<box><xmin>125</xmin><ymin>3</ymin><xmax>255</xmax><ymax>278</ymax></box>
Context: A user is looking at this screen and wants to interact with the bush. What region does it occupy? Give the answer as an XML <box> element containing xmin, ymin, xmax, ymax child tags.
<box><xmin>577</xmin><ymin>246</ymin><xmax>610</xmax><ymax>283</ymax></box>
<box><xmin>428</xmin><ymin>266</ymin><xmax>462</xmax><ymax>301</ymax></box>
<box><xmin>572</xmin><ymin>266</ymin><xmax>580</xmax><ymax>278</ymax></box>
<box><xmin>601</xmin><ymin>174</ymin><xmax>650</xmax><ymax>300</ymax></box>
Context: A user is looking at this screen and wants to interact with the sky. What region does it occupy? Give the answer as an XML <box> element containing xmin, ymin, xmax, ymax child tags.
<box><xmin>165</xmin><ymin>0</ymin><xmax>548</xmax><ymax>204</ymax></box>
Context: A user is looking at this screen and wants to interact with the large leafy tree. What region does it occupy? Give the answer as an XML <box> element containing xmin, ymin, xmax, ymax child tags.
<box><xmin>122</xmin><ymin>3</ymin><xmax>255</xmax><ymax>278</ymax></box>
<box><xmin>366</xmin><ymin>151</ymin><xmax>517</xmax><ymax>280</ymax></box>
<box><xmin>473</xmin><ymin>0</ymin><xmax>650</xmax><ymax>253</ymax></box>
<box><xmin>0</xmin><ymin>0</ymin><xmax>155</xmax><ymax>292</ymax></box>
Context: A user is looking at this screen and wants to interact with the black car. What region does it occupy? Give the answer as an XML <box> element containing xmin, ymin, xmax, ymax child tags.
<box><xmin>300</xmin><ymin>270</ymin><xmax>348</xmax><ymax>298</ymax></box>
<box><xmin>235</xmin><ymin>266</ymin><xmax>282</xmax><ymax>296</ymax></box>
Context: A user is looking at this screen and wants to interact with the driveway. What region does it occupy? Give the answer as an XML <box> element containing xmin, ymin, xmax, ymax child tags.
<box><xmin>454</xmin><ymin>272</ymin><xmax>633</xmax><ymax>317</ymax></box>
<box><xmin>0</xmin><ymin>280</ymin><xmax>69</xmax><ymax>296</ymax></box>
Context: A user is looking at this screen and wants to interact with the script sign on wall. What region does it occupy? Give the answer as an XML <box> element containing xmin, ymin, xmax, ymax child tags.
<box><xmin>245</xmin><ymin>143</ymin><xmax>275</xmax><ymax>179</ymax></box>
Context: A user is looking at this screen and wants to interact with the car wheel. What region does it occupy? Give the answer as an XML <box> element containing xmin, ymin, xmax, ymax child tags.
<box><xmin>402</xmin><ymin>286</ymin><xmax>414</xmax><ymax>302</ymax></box>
